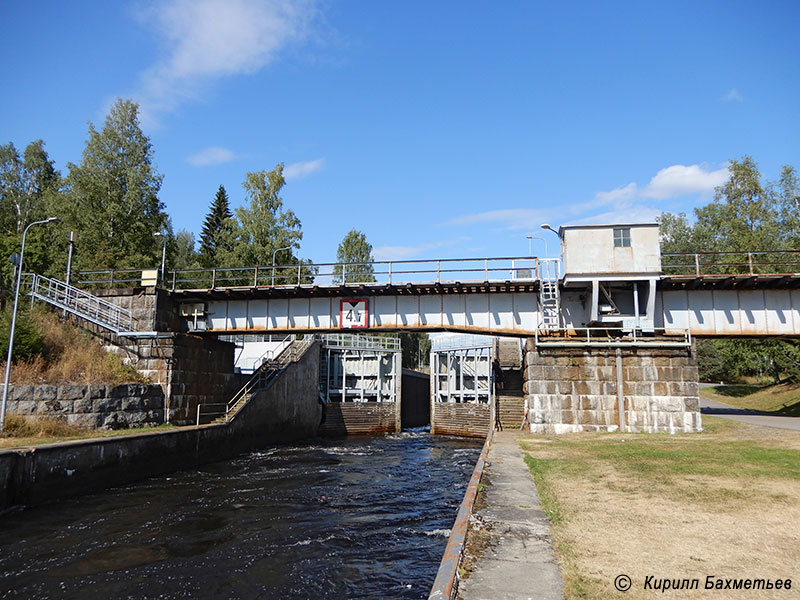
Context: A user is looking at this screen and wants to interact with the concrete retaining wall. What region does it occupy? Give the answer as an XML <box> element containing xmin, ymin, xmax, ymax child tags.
<box><xmin>524</xmin><ymin>339</ymin><xmax>701</xmax><ymax>434</ymax></box>
<box><xmin>4</xmin><ymin>383</ymin><xmax>164</xmax><ymax>428</ymax></box>
<box><xmin>0</xmin><ymin>341</ymin><xmax>321</xmax><ymax>511</ymax></box>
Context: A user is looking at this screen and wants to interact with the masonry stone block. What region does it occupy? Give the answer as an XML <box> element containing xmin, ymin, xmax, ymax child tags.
<box><xmin>653</xmin><ymin>381</ymin><xmax>669</xmax><ymax>396</ymax></box>
<box><xmin>33</xmin><ymin>387</ymin><xmax>57</xmax><ymax>402</ymax></box>
<box><xmin>57</xmin><ymin>385</ymin><xmax>86</xmax><ymax>402</ymax></box>
<box><xmin>684</xmin><ymin>397</ymin><xmax>699</xmax><ymax>411</ymax></box>
<box><xmin>88</xmin><ymin>385</ymin><xmax>108</xmax><ymax>399</ymax></box>
<box><xmin>93</xmin><ymin>397</ymin><xmax>122</xmax><ymax>413</ymax></box>
<box><xmin>73</xmin><ymin>398</ymin><xmax>94</xmax><ymax>413</ymax></box>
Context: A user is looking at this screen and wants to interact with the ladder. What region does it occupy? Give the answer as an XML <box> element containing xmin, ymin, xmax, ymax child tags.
<box><xmin>538</xmin><ymin>259</ymin><xmax>561</xmax><ymax>330</ymax></box>
<box><xmin>25</xmin><ymin>273</ymin><xmax>145</xmax><ymax>337</ymax></box>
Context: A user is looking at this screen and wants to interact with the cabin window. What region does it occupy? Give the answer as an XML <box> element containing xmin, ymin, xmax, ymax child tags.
<box><xmin>613</xmin><ymin>227</ymin><xmax>631</xmax><ymax>248</ymax></box>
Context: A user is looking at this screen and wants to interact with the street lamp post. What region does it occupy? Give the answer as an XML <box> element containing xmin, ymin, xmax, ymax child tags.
<box><xmin>526</xmin><ymin>235</ymin><xmax>548</xmax><ymax>258</ymax></box>
<box><xmin>271</xmin><ymin>246</ymin><xmax>291</xmax><ymax>287</ymax></box>
<box><xmin>153</xmin><ymin>232</ymin><xmax>167</xmax><ymax>287</ymax></box>
<box><xmin>1</xmin><ymin>217</ymin><xmax>60</xmax><ymax>432</ymax></box>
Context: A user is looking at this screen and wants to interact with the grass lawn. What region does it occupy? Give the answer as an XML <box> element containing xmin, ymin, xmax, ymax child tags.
<box><xmin>519</xmin><ymin>417</ymin><xmax>800</xmax><ymax>599</ymax></box>
<box><xmin>700</xmin><ymin>382</ymin><xmax>800</xmax><ymax>416</ymax></box>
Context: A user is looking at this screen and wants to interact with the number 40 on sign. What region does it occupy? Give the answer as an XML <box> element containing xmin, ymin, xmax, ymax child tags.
<box><xmin>340</xmin><ymin>299</ymin><xmax>368</xmax><ymax>329</ymax></box>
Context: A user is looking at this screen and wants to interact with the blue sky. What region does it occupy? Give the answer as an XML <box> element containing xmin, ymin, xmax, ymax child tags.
<box><xmin>2</xmin><ymin>1</ymin><xmax>799</xmax><ymax>264</ymax></box>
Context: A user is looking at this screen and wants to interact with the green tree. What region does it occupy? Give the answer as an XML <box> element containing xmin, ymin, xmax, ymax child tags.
<box><xmin>198</xmin><ymin>185</ymin><xmax>233</xmax><ymax>267</ymax></box>
<box><xmin>400</xmin><ymin>332</ymin><xmax>431</xmax><ymax>369</ymax></box>
<box><xmin>0</xmin><ymin>140</ymin><xmax>60</xmax><ymax>234</ymax></box>
<box><xmin>217</xmin><ymin>163</ymin><xmax>315</xmax><ymax>285</ymax></box>
<box><xmin>334</xmin><ymin>229</ymin><xmax>375</xmax><ymax>283</ymax></box>
<box><xmin>63</xmin><ymin>98</ymin><xmax>167</xmax><ymax>270</ymax></box>
<box><xmin>170</xmin><ymin>228</ymin><xmax>200</xmax><ymax>271</ymax></box>
<box><xmin>661</xmin><ymin>156</ymin><xmax>800</xmax><ymax>382</ymax></box>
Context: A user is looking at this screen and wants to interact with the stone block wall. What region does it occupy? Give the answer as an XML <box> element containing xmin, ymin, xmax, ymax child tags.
<box><xmin>523</xmin><ymin>339</ymin><xmax>701</xmax><ymax>434</ymax></box>
<box><xmin>5</xmin><ymin>383</ymin><xmax>164</xmax><ymax>429</ymax></box>
<box><xmin>121</xmin><ymin>334</ymin><xmax>240</xmax><ymax>425</ymax></box>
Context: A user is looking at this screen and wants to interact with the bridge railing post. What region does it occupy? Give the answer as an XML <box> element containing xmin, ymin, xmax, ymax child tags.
<box><xmin>388</xmin><ymin>262</ymin><xmax>392</xmax><ymax>284</ymax></box>
<box><xmin>694</xmin><ymin>254</ymin><xmax>701</xmax><ymax>276</ymax></box>
<box><xmin>484</xmin><ymin>259</ymin><xmax>488</xmax><ymax>281</ymax></box>
<box><xmin>254</xmin><ymin>266</ymin><xmax>259</xmax><ymax>287</ymax></box>
<box><xmin>748</xmin><ymin>252</ymin><xmax>754</xmax><ymax>275</ymax></box>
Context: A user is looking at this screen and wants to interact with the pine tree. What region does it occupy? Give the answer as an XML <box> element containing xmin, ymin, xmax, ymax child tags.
<box><xmin>199</xmin><ymin>185</ymin><xmax>233</xmax><ymax>267</ymax></box>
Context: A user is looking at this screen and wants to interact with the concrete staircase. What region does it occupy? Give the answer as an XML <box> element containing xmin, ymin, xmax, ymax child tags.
<box><xmin>494</xmin><ymin>338</ymin><xmax>526</xmax><ymax>430</ymax></box>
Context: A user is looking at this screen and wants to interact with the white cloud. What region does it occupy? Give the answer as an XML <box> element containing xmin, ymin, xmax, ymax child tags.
<box><xmin>722</xmin><ymin>88</ymin><xmax>744</xmax><ymax>102</ymax></box>
<box><xmin>284</xmin><ymin>158</ymin><xmax>325</xmax><ymax>180</ymax></box>
<box><xmin>642</xmin><ymin>164</ymin><xmax>729</xmax><ymax>199</ymax></box>
<box><xmin>133</xmin><ymin>0</ymin><xmax>316</xmax><ymax>122</ymax></box>
<box><xmin>595</xmin><ymin>182</ymin><xmax>638</xmax><ymax>206</ymax></box>
<box><xmin>187</xmin><ymin>146</ymin><xmax>237</xmax><ymax>166</ymax></box>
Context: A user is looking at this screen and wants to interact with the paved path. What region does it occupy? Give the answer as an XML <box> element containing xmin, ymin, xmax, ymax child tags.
<box><xmin>458</xmin><ymin>431</ymin><xmax>564</xmax><ymax>600</ymax></box>
<box><xmin>700</xmin><ymin>397</ymin><xmax>800</xmax><ymax>431</ymax></box>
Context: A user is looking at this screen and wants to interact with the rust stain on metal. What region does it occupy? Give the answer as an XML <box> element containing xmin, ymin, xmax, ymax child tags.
<box><xmin>428</xmin><ymin>429</ymin><xmax>492</xmax><ymax>600</ymax></box>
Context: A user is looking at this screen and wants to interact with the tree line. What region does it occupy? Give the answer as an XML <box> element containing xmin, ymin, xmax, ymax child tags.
<box><xmin>0</xmin><ymin>97</ymin><xmax>429</xmax><ymax>368</ymax></box>
<box><xmin>659</xmin><ymin>157</ymin><xmax>800</xmax><ymax>382</ymax></box>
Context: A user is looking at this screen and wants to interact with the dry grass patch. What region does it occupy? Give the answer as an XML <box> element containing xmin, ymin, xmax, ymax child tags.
<box><xmin>0</xmin><ymin>414</ymin><xmax>177</xmax><ymax>449</ymax></box>
<box><xmin>519</xmin><ymin>417</ymin><xmax>800</xmax><ymax>599</ymax></box>
<box><xmin>1</xmin><ymin>306</ymin><xmax>145</xmax><ymax>384</ymax></box>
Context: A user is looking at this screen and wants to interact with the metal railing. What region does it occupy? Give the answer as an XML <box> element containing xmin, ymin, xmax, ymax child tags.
<box><xmin>196</xmin><ymin>335</ymin><xmax>316</xmax><ymax>425</ymax></box>
<box><xmin>26</xmin><ymin>273</ymin><xmax>138</xmax><ymax>335</ymax></box>
<box><xmin>77</xmin><ymin>257</ymin><xmax>558</xmax><ymax>291</ymax></box>
<box><xmin>534</xmin><ymin>326</ymin><xmax>691</xmax><ymax>348</ymax></box>
<box><xmin>662</xmin><ymin>250</ymin><xmax>800</xmax><ymax>277</ymax></box>
<box><xmin>321</xmin><ymin>333</ymin><xmax>401</xmax><ymax>350</ymax></box>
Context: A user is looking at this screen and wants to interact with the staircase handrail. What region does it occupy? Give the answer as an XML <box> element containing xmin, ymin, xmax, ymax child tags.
<box><xmin>26</xmin><ymin>273</ymin><xmax>138</xmax><ymax>334</ymax></box>
<box><xmin>222</xmin><ymin>335</ymin><xmax>316</xmax><ymax>422</ymax></box>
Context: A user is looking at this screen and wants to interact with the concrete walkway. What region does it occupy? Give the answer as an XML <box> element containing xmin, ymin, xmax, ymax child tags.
<box><xmin>458</xmin><ymin>431</ymin><xmax>564</xmax><ymax>600</ymax></box>
<box><xmin>700</xmin><ymin>397</ymin><xmax>800</xmax><ymax>431</ymax></box>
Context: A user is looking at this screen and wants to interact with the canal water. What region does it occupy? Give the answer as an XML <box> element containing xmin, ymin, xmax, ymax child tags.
<box><xmin>0</xmin><ymin>430</ymin><xmax>481</xmax><ymax>599</ymax></box>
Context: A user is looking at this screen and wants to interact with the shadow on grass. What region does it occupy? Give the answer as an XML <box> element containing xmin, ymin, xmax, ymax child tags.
<box><xmin>713</xmin><ymin>385</ymin><xmax>764</xmax><ymax>398</ymax></box>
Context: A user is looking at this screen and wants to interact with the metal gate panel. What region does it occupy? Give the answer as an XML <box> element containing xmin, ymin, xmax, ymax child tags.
<box><xmin>764</xmin><ymin>290</ymin><xmax>794</xmax><ymax>334</ymax></box>
<box><xmin>372</xmin><ymin>295</ymin><xmax>398</xmax><ymax>328</ymax></box>
<box><xmin>711</xmin><ymin>290</ymin><xmax>741</xmax><ymax>333</ymax></box>
<box><xmin>420</xmin><ymin>295</ymin><xmax>443</xmax><ymax>327</ymax></box>
<box><xmin>686</xmin><ymin>290</ymin><xmax>713</xmax><ymax>333</ymax></box>
<box><xmin>309</xmin><ymin>297</ymin><xmax>333</xmax><ymax>329</ymax></box>
<box><xmin>738</xmin><ymin>290</ymin><xmax>767</xmax><ymax>334</ymax></box>
<box><xmin>289</xmin><ymin>297</ymin><xmax>311</xmax><ymax>329</ymax></box>
<box><xmin>488</xmin><ymin>293</ymin><xmax>514</xmax><ymax>331</ymax></box>
<box><xmin>465</xmin><ymin>294</ymin><xmax>490</xmax><ymax>330</ymax></box>
<box><xmin>442</xmin><ymin>294</ymin><xmax>467</xmax><ymax>328</ymax></box>
<box><xmin>268</xmin><ymin>298</ymin><xmax>290</xmax><ymax>329</ymax></box>
<box><xmin>397</xmin><ymin>296</ymin><xmax>420</xmax><ymax>327</ymax></box>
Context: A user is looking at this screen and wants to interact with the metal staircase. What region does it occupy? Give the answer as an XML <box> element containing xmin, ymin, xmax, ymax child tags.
<box><xmin>198</xmin><ymin>336</ymin><xmax>316</xmax><ymax>425</ymax></box>
<box><xmin>25</xmin><ymin>273</ymin><xmax>147</xmax><ymax>337</ymax></box>
<box><xmin>538</xmin><ymin>259</ymin><xmax>561</xmax><ymax>330</ymax></box>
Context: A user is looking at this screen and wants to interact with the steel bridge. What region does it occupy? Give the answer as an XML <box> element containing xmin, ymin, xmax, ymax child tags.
<box><xmin>73</xmin><ymin>249</ymin><xmax>800</xmax><ymax>339</ymax></box>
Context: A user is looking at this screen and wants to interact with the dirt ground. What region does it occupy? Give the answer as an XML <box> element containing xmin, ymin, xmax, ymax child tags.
<box><xmin>517</xmin><ymin>418</ymin><xmax>800</xmax><ymax>599</ymax></box>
